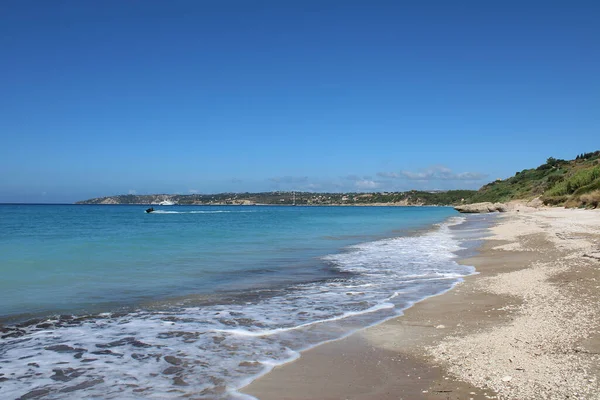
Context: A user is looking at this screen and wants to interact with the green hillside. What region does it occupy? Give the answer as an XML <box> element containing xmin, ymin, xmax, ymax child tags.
<box><xmin>468</xmin><ymin>151</ymin><xmax>600</xmax><ymax>208</ymax></box>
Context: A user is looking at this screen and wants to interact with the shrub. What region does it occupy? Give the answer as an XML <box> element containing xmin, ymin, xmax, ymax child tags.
<box><xmin>572</xmin><ymin>179</ymin><xmax>600</xmax><ymax>196</ymax></box>
<box><xmin>546</xmin><ymin>157</ymin><xmax>558</xmax><ymax>166</ymax></box>
<box><xmin>564</xmin><ymin>198</ymin><xmax>581</xmax><ymax>208</ymax></box>
<box><xmin>546</xmin><ymin>166</ymin><xmax>600</xmax><ymax>196</ymax></box>
<box><xmin>576</xmin><ymin>151</ymin><xmax>600</xmax><ymax>161</ymax></box>
<box><xmin>547</xmin><ymin>174</ymin><xmax>564</xmax><ymax>185</ymax></box>
<box><xmin>580</xmin><ymin>191</ymin><xmax>600</xmax><ymax>209</ymax></box>
<box><xmin>542</xmin><ymin>195</ymin><xmax>568</xmax><ymax>206</ymax></box>
<box><xmin>537</xmin><ymin>163</ymin><xmax>552</xmax><ymax>171</ymax></box>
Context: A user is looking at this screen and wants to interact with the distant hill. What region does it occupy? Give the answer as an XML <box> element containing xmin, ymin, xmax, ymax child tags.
<box><xmin>76</xmin><ymin>151</ymin><xmax>600</xmax><ymax>209</ymax></box>
<box><xmin>468</xmin><ymin>150</ymin><xmax>600</xmax><ymax>208</ymax></box>
<box><xmin>75</xmin><ymin>190</ymin><xmax>477</xmax><ymax>207</ymax></box>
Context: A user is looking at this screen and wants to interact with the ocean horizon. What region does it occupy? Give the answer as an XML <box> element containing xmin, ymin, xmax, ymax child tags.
<box><xmin>0</xmin><ymin>204</ymin><xmax>493</xmax><ymax>399</ymax></box>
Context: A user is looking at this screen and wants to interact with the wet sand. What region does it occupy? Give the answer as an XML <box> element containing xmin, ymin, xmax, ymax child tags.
<box><xmin>242</xmin><ymin>209</ymin><xmax>600</xmax><ymax>400</ymax></box>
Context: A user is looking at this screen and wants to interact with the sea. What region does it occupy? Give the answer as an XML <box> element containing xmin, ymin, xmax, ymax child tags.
<box><xmin>0</xmin><ymin>204</ymin><xmax>495</xmax><ymax>399</ymax></box>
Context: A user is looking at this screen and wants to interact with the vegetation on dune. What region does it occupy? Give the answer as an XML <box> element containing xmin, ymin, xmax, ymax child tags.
<box><xmin>578</xmin><ymin>190</ymin><xmax>600</xmax><ymax>209</ymax></box>
<box><xmin>339</xmin><ymin>190</ymin><xmax>477</xmax><ymax>205</ymax></box>
<box><xmin>468</xmin><ymin>150</ymin><xmax>600</xmax><ymax>208</ymax></box>
<box><xmin>545</xmin><ymin>166</ymin><xmax>600</xmax><ymax>196</ymax></box>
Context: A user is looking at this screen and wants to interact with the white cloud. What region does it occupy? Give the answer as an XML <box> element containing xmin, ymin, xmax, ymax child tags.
<box><xmin>400</xmin><ymin>171</ymin><xmax>431</xmax><ymax>180</ymax></box>
<box><xmin>306</xmin><ymin>183</ymin><xmax>323</xmax><ymax>190</ymax></box>
<box><xmin>344</xmin><ymin>175</ymin><xmax>374</xmax><ymax>182</ymax></box>
<box><xmin>355</xmin><ymin>179</ymin><xmax>380</xmax><ymax>189</ymax></box>
<box><xmin>378</xmin><ymin>166</ymin><xmax>487</xmax><ymax>181</ymax></box>
<box><xmin>376</xmin><ymin>172</ymin><xmax>400</xmax><ymax>178</ymax></box>
<box><xmin>269</xmin><ymin>176</ymin><xmax>309</xmax><ymax>184</ymax></box>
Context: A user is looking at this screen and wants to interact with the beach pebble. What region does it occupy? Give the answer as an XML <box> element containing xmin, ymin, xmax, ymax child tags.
<box><xmin>19</xmin><ymin>388</ymin><xmax>50</xmax><ymax>399</ymax></box>
<box><xmin>239</xmin><ymin>361</ymin><xmax>261</xmax><ymax>367</ymax></box>
<box><xmin>59</xmin><ymin>378</ymin><xmax>104</xmax><ymax>393</ymax></box>
<box><xmin>173</xmin><ymin>377</ymin><xmax>189</xmax><ymax>386</ymax></box>
<box><xmin>436</xmin><ymin>325</ymin><xmax>446</xmax><ymax>329</ymax></box>
<box><xmin>45</xmin><ymin>344</ymin><xmax>85</xmax><ymax>353</ymax></box>
<box><xmin>164</xmin><ymin>356</ymin><xmax>183</xmax><ymax>366</ymax></box>
<box><xmin>502</xmin><ymin>375</ymin><xmax>512</xmax><ymax>382</ymax></box>
<box><xmin>162</xmin><ymin>366</ymin><xmax>183</xmax><ymax>375</ymax></box>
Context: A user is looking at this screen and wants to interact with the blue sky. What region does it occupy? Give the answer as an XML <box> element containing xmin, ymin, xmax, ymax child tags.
<box><xmin>1</xmin><ymin>1</ymin><xmax>599</xmax><ymax>203</ymax></box>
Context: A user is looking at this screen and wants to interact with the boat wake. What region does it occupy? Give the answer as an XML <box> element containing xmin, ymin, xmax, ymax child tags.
<box><xmin>149</xmin><ymin>210</ymin><xmax>256</xmax><ymax>214</ymax></box>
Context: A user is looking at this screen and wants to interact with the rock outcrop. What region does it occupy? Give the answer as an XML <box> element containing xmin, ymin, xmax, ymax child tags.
<box><xmin>454</xmin><ymin>202</ymin><xmax>507</xmax><ymax>213</ymax></box>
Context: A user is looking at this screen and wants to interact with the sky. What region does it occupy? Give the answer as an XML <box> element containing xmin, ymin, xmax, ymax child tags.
<box><xmin>1</xmin><ymin>1</ymin><xmax>599</xmax><ymax>203</ymax></box>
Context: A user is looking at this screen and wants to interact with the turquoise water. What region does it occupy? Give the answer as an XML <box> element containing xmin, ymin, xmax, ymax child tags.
<box><xmin>0</xmin><ymin>204</ymin><xmax>456</xmax><ymax>319</ymax></box>
<box><xmin>0</xmin><ymin>204</ymin><xmax>483</xmax><ymax>399</ymax></box>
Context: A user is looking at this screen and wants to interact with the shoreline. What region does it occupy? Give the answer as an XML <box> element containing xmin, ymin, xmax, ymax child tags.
<box><xmin>0</xmin><ymin>206</ymin><xmax>471</xmax><ymax>400</ymax></box>
<box><xmin>241</xmin><ymin>209</ymin><xmax>600</xmax><ymax>400</ymax></box>
<box><xmin>0</xmin><ymin>208</ymin><xmax>456</xmax><ymax>326</ymax></box>
<box><xmin>68</xmin><ymin>203</ymin><xmax>456</xmax><ymax>207</ymax></box>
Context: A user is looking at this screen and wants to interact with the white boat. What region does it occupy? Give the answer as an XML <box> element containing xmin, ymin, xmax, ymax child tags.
<box><xmin>158</xmin><ymin>200</ymin><xmax>176</xmax><ymax>206</ymax></box>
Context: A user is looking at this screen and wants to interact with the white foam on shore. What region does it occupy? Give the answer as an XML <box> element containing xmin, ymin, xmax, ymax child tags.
<box><xmin>0</xmin><ymin>217</ymin><xmax>478</xmax><ymax>400</ymax></box>
<box><xmin>212</xmin><ymin>302</ymin><xmax>396</xmax><ymax>338</ymax></box>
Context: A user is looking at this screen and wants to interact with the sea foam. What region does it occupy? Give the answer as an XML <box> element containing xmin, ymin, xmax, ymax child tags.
<box><xmin>0</xmin><ymin>217</ymin><xmax>475</xmax><ymax>399</ymax></box>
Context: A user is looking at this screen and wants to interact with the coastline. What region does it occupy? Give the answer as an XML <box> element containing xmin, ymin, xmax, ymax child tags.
<box><xmin>68</xmin><ymin>202</ymin><xmax>452</xmax><ymax>207</ymax></box>
<box><xmin>241</xmin><ymin>208</ymin><xmax>600</xmax><ymax>400</ymax></box>
<box><xmin>0</xmin><ymin>205</ymin><xmax>467</xmax><ymax>400</ymax></box>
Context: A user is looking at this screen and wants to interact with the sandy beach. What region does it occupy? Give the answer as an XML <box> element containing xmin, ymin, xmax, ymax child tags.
<box><xmin>242</xmin><ymin>208</ymin><xmax>600</xmax><ymax>400</ymax></box>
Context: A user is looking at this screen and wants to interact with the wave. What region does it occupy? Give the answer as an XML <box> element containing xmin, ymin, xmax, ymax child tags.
<box><xmin>1</xmin><ymin>217</ymin><xmax>476</xmax><ymax>399</ymax></box>
<box><xmin>212</xmin><ymin>302</ymin><xmax>396</xmax><ymax>338</ymax></box>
